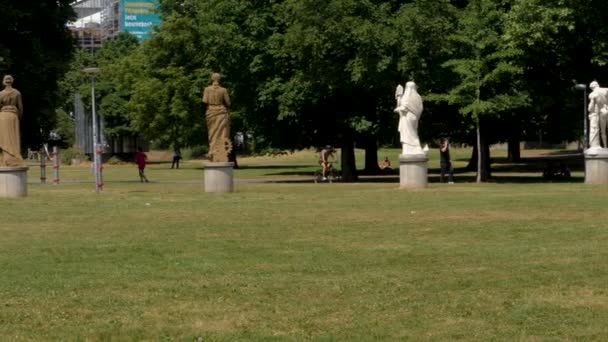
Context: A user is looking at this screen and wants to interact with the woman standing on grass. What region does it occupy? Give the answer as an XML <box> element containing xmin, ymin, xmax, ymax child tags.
<box><xmin>440</xmin><ymin>138</ymin><xmax>454</xmax><ymax>183</ymax></box>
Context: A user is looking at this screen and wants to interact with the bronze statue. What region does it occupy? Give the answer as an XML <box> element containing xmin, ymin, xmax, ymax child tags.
<box><xmin>0</xmin><ymin>75</ymin><xmax>24</xmax><ymax>166</ymax></box>
<box><xmin>202</xmin><ymin>73</ymin><xmax>232</xmax><ymax>162</ymax></box>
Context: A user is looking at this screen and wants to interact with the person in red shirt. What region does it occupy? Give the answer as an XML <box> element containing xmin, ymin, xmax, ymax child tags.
<box><xmin>134</xmin><ymin>147</ymin><xmax>149</xmax><ymax>183</ymax></box>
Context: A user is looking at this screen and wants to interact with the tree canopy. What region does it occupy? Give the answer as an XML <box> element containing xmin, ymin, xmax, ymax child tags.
<box><xmin>0</xmin><ymin>0</ymin><xmax>76</xmax><ymax>149</ymax></box>
<box><xmin>59</xmin><ymin>0</ymin><xmax>608</xmax><ymax>180</ymax></box>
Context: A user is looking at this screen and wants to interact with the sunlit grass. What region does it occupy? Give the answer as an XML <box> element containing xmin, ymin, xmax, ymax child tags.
<box><xmin>2</xmin><ymin>150</ymin><xmax>603</xmax><ymax>340</ymax></box>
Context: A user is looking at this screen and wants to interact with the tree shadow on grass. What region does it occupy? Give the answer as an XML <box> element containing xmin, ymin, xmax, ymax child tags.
<box><xmin>238</xmin><ymin>164</ymin><xmax>312</xmax><ymax>170</ymax></box>
<box><xmin>193</xmin><ymin>164</ymin><xmax>312</xmax><ymax>172</ymax></box>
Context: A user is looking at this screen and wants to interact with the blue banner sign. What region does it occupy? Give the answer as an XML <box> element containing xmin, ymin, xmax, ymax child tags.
<box><xmin>120</xmin><ymin>0</ymin><xmax>161</xmax><ymax>40</ymax></box>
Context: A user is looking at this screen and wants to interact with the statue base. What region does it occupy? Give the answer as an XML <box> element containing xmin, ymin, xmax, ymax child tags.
<box><xmin>584</xmin><ymin>148</ymin><xmax>608</xmax><ymax>185</ymax></box>
<box><xmin>0</xmin><ymin>166</ymin><xmax>29</xmax><ymax>198</ymax></box>
<box><xmin>203</xmin><ymin>162</ymin><xmax>234</xmax><ymax>193</ymax></box>
<box><xmin>399</xmin><ymin>154</ymin><xmax>428</xmax><ymax>189</ymax></box>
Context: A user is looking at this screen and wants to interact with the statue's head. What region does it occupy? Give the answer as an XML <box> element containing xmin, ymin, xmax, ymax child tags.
<box><xmin>211</xmin><ymin>73</ymin><xmax>221</xmax><ymax>84</ymax></box>
<box><xmin>590</xmin><ymin>81</ymin><xmax>599</xmax><ymax>89</ymax></box>
<box><xmin>3</xmin><ymin>75</ymin><xmax>13</xmax><ymax>87</ymax></box>
<box><xmin>406</xmin><ymin>81</ymin><xmax>417</xmax><ymax>90</ymax></box>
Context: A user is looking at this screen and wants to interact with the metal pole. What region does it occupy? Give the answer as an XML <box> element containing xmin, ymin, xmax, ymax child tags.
<box><xmin>96</xmin><ymin>140</ymin><xmax>104</xmax><ymax>191</ymax></box>
<box><xmin>52</xmin><ymin>146</ymin><xmax>60</xmax><ymax>185</ymax></box>
<box><xmin>91</xmin><ymin>75</ymin><xmax>102</xmax><ymax>193</ymax></box>
<box><xmin>40</xmin><ymin>148</ymin><xmax>46</xmax><ymax>184</ymax></box>
<box><xmin>83</xmin><ymin>67</ymin><xmax>103</xmax><ymax>193</ymax></box>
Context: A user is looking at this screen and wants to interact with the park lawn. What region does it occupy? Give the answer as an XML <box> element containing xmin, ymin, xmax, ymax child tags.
<box><xmin>46</xmin><ymin>147</ymin><xmax>518</xmax><ymax>183</ymax></box>
<box><xmin>1</xmin><ymin>172</ymin><xmax>607</xmax><ymax>340</ymax></box>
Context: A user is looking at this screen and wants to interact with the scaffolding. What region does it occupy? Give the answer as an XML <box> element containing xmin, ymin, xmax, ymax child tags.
<box><xmin>70</xmin><ymin>0</ymin><xmax>119</xmax><ymax>50</ymax></box>
<box><xmin>100</xmin><ymin>0</ymin><xmax>120</xmax><ymax>37</ymax></box>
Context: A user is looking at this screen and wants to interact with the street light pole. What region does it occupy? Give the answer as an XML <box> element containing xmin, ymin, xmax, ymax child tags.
<box><xmin>575</xmin><ymin>83</ymin><xmax>588</xmax><ymax>149</ymax></box>
<box><xmin>83</xmin><ymin>67</ymin><xmax>103</xmax><ymax>193</ymax></box>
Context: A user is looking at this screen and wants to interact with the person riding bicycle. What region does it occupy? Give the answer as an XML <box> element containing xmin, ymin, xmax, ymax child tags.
<box><xmin>319</xmin><ymin>145</ymin><xmax>336</xmax><ymax>181</ymax></box>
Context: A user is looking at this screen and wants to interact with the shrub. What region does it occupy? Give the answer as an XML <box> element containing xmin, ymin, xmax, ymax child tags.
<box><xmin>60</xmin><ymin>146</ymin><xmax>87</xmax><ymax>165</ymax></box>
<box><xmin>187</xmin><ymin>145</ymin><xmax>208</xmax><ymax>159</ymax></box>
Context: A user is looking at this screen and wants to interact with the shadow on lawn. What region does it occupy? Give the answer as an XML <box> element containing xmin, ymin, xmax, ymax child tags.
<box><xmin>265</xmin><ymin>150</ymin><xmax>586</xmax><ymax>184</ymax></box>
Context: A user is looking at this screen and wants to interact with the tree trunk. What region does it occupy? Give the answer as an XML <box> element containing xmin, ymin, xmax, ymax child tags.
<box><xmin>479</xmin><ymin>134</ymin><xmax>491</xmax><ymax>181</ymax></box>
<box><xmin>363</xmin><ymin>137</ymin><xmax>380</xmax><ymax>174</ymax></box>
<box><xmin>476</xmin><ymin>122</ymin><xmax>482</xmax><ymax>183</ymax></box>
<box><xmin>478</xmin><ymin>122</ymin><xmax>491</xmax><ymax>182</ymax></box>
<box><xmin>470</xmin><ymin>121</ymin><xmax>491</xmax><ymax>181</ymax></box>
<box><xmin>340</xmin><ymin>138</ymin><xmax>358</xmax><ymax>182</ymax></box>
<box><xmin>466</xmin><ymin>143</ymin><xmax>478</xmax><ymax>171</ymax></box>
<box><xmin>507</xmin><ymin>136</ymin><xmax>520</xmax><ymax>162</ymax></box>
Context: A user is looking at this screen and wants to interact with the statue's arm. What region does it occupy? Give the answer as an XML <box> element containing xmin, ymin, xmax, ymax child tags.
<box><xmin>202</xmin><ymin>88</ymin><xmax>209</xmax><ymax>104</ymax></box>
<box><xmin>223</xmin><ymin>89</ymin><xmax>231</xmax><ymax>109</ymax></box>
<box><xmin>395</xmin><ymin>84</ymin><xmax>404</xmax><ymax>100</ymax></box>
<box><xmin>17</xmin><ymin>91</ymin><xmax>23</xmax><ymax>118</ymax></box>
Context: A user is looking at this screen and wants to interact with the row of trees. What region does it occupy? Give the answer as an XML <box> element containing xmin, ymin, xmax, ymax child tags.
<box><xmin>5</xmin><ymin>1</ymin><xmax>608</xmax><ymax>181</ymax></box>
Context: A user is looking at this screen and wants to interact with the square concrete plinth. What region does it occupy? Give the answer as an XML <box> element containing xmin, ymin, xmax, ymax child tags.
<box><xmin>585</xmin><ymin>148</ymin><xmax>608</xmax><ymax>185</ymax></box>
<box><xmin>399</xmin><ymin>154</ymin><xmax>428</xmax><ymax>189</ymax></box>
<box><xmin>0</xmin><ymin>166</ymin><xmax>29</xmax><ymax>198</ymax></box>
<box><xmin>203</xmin><ymin>162</ymin><xmax>234</xmax><ymax>192</ymax></box>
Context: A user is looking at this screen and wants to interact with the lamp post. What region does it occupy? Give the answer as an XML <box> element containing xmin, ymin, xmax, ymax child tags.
<box><xmin>575</xmin><ymin>83</ymin><xmax>588</xmax><ymax>149</ymax></box>
<box><xmin>82</xmin><ymin>67</ymin><xmax>103</xmax><ymax>193</ymax></box>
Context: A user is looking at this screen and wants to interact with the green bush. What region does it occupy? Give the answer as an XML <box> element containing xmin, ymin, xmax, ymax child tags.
<box><xmin>60</xmin><ymin>146</ymin><xmax>88</xmax><ymax>165</ymax></box>
<box><xmin>187</xmin><ymin>145</ymin><xmax>208</xmax><ymax>159</ymax></box>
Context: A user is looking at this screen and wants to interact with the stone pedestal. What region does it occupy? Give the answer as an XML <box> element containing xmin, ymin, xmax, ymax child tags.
<box><xmin>0</xmin><ymin>166</ymin><xmax>29</xmax><ymax>198</ymax></box>
<box><xmin>584</xmin><ymin>148</ymin><xmax>608</xmax><ymax>185</ymax></box>
<box><xmin>399</xmin><ymin>154</ymin><xmax>428</xmax><ymax>189</ymax></box>
<box><xmin>203</xmin><ymin>162</ymin><xmax>234</xmax><ymax>193</ymax></box>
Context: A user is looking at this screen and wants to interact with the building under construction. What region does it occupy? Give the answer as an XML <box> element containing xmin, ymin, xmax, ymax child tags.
<box><xmin>70</xmin><ymin>0</ymin><xmax>120</xmax><ymax>51</ymax></box>
<box><xmin>70</xmin><ymin>0</ymin><xmax>158</xmax><ymax>154</ymax></box>
<box><xmin>70</xmin><ymin>0</ymin><xmax>160</xmax><ymax>50</ymax></box>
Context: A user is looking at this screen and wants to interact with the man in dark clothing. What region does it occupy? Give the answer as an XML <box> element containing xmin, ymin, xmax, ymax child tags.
<box><xmin>171</xmin><ymin>148</ymin><xmax>181</xmax><ymax>169</ymax></box>
<box><xmin>440</xmin><ymin>138</ymin><xmax>454</xmax><ymax>183</ymax></box>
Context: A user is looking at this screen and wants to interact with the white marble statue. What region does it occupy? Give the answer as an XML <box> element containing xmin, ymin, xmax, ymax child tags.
<box><xmin>588</xmin><ymin>81</ymin><xmax>608</xmax><ymax>149</ymax></box>
<box><xmin>395</xmin><ymin>81</ymin><xmax>424</xmax><ymax>155</ymax></box>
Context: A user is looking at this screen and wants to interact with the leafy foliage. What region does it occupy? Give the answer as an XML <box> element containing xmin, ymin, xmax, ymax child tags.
<box><xmin>0</xmin><ymin>0</ymin><xmax>76</xmax><ymax>150</ymax></box>
<box><xmin>56</xmin><ymin>0</ymin><xmax>608</xmax><ymax>176</ymax></box>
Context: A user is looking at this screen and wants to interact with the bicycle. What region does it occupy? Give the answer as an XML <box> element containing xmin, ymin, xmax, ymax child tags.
<box><xmin>314</xmin><ymin>162</ymin><xmax>341</xmax><ymax>183</ymax></box>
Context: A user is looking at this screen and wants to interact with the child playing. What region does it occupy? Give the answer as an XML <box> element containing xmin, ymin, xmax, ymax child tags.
<box><xmin>134</xmin><ymin>147</ymin><xmax>149</xmax><ymax>182</ymax></box>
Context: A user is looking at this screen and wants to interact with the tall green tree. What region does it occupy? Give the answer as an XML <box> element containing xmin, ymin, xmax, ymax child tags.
<box><xmin>264</xmin><ymin>0</ymin><xmax>400</xmax><ymax>179</ymax></box>
<box><xmin>128</xmin><ymin>0</ymin><xmax>279</xmax><ymax>151</ymax></box>
<box><xmin>0</xmin><ymin>0</ymin><xmax>75</xmax><ymax>150</ymax></box>
<box><xmin>120</xmin><ymin>0</ymin><xmax>403</xmax><ymax>179</ymax></box>
<box><xmin>504</xmin><ymin>0</ymin><xmax>608</xmax><ymax>149</ymax></box>
<box><xmin>435</xmin><ymin>0</ymin><xmax>528</xmax><ymax>182</ymax></box>
<box><xmin>96</xmin><ymin>33</ymin><xmax>141</xmax><ymax>142</ymax></box>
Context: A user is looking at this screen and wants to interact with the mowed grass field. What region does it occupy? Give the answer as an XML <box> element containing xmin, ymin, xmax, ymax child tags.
<box><xmin>2</xmin><ymin>148</ymin><xmax>607</xmax><ymax>340</ymax></box>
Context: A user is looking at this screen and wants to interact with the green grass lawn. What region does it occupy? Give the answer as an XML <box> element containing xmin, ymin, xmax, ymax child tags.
<box><xmin>2</xmin><ymin>149</ymin><xmax>605</xmax><ymax>340</ymax></box>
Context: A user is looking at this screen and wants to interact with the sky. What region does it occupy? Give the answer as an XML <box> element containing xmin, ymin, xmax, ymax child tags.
<box><xmin>69</xmin><ymin>12</ymin><xmax>102</xmax><ymax>28</ymax></box>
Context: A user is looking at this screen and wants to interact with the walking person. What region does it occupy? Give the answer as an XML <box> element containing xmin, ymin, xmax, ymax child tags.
<box><xmin>135</xmin><ymin>147</ymin><xmax>149</xmax><ymax>183</ymax></box>
<box><xmin>440</xmin><ymin>138</ymin><xmax>454</xmax><ymax>183</ymax></box>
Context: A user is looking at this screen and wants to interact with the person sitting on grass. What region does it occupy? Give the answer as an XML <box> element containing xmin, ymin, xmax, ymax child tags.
<box><xmin>319</xmin><ymin>145</ymin><xmax>335</xmax><ymax>181</ymax></box>
<box><xmin>379</xmin><ymin>156</ymin><xmax>391</xmax><ymax>170</ymax></box>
